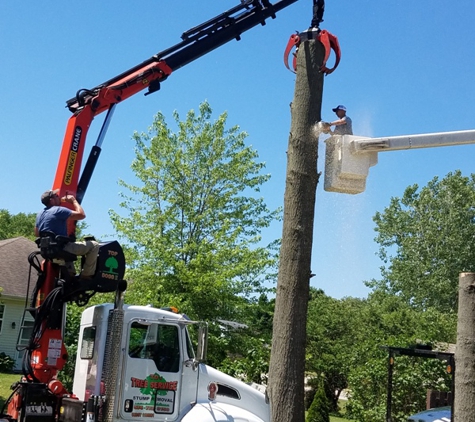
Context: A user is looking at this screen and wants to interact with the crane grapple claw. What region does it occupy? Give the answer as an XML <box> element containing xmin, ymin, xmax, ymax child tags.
<box><xmin>317</xmin><ymin>29</ymin><xmax>341</xmax><ymax>74</ymax></box>
<box><xmin>283</xmin><ymin>28</ymin><xmax>340</xmax><ymax>75</ymax></box>
<box><xmin>283</xmin><ymin>32</ymin><xmax>300</xmax><ymax>73</ymax></box>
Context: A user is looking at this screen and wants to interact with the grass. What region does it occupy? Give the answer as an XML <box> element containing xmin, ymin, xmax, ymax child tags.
<box><xmin>0</xmin><ymin>372</ymin><xmax>22</xmax><ymax>410</ymax></box>
<box><xmin>330</xmin><ymin>417</ymin><xmax>352</xmax><ymax>422</ymax></box>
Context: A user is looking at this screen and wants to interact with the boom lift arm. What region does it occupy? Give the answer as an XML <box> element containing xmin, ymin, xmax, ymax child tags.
<box><xmin>323</xmin><ymin>130</ymin><xmax>475</xmax><ymax>194</ymax></box>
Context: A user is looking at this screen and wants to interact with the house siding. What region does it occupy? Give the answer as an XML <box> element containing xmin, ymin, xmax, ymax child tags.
<box><xmin>0</xmin><ymin>237</ymin><xmax>39</xmax><ymax>370</ymax></box>
<box><xmin>0</xmin><ymin>296</ymin><xmax>34</xmax><ymax>370</ymax></box>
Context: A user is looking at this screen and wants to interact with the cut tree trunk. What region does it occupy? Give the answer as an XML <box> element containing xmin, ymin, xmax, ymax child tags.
<box><xmin>268</xmin><ymin>39</ymin><xmax>325</xmax><ymax>422</ymax></box>
<box><xmin>454</xmin><ymin>272</ymin><xmax>475</xmax><ymax>422</ymax></box>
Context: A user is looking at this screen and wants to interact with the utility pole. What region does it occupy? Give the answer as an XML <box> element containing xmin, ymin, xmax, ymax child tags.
<box><xmin>268</xmin><ymin>38</ymin><xmax>325</xmax><ymax>422</ymax></box>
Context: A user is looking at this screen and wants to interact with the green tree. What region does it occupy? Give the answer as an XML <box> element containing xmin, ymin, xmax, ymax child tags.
<box><xmin>306</xmin><ymin>289</ymin><xmax>365</xmax><ymax>412</ymax></box>
<box><xmin>345</xmin><ymin>291</ymin><xmax>456</xmax><ymax>422</ymax></box>
<box><xmin>305</xmin><ymin>173</ymin><xmax>466</xmax><ymax>421</ymax></box>
<box><xmin>0</xmin><ymin>210</ymin><xmax>36</xmax><ymax>240</ymax></box>
<box><xmin>306</xmin><ymin>378</ymin><xmax>330</xmax><ymax>422</ymax></box>
<box><xmin>370</xmin><ymin>171</ymin><xmax>475</xmax><ymax>313</ymax></box>
<box><xmin>218</xmin><ymin>294</ymin><xmax>275</xmax><ymax>384</ymax></box>
<box><xmin>109</xmin><ymin>101</ymin><xmax>280</xmax><ymax>367</ymax></box>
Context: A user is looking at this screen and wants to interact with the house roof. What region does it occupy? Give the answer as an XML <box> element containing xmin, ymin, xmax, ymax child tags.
<box><xmin>0</xmin><ymin>237</ymin><xmax>39</xmax><ymax>298</ymax></box>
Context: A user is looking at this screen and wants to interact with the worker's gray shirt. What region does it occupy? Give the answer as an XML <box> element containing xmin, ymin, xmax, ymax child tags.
<box><xmin>333</xmin><ymin>116</ymin><xmax>353</xmax><ymax>135</ymax></box>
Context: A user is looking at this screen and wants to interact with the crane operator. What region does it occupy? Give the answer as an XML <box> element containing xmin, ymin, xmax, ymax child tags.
<box><xmin>35</xmin><ymin>189</ymin><xmax>99</xmax><ymax>279</ymax></box>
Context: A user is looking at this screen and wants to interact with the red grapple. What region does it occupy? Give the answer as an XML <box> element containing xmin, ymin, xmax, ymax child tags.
<box><xmin>284</xmin><ymin>29</ymin><xmax>341</xmax><ymax>75</ymax></box>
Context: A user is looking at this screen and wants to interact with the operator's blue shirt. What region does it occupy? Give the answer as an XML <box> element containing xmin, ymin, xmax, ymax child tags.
<box><xmin>36</xmin><ymin>206</ymin><xmax>72</xmax><ymax>236</ymax></box>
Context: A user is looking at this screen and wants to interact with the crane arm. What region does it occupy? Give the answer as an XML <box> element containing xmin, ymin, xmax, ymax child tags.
<box><xmin>52</xmin><ymin>0</ymin><xmax>299</xmax><ymax>207</ymax></box>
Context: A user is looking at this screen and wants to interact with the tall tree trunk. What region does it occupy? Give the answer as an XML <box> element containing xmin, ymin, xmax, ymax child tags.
<box><xmin>454</xmin><ymin>272</ymin><xmax>475</xmax><ymax>421</ymax></box>
<box><xmin>268</xmin><ymin>39</ymin><xmax>325</xmax><ymax>422</ymax></box>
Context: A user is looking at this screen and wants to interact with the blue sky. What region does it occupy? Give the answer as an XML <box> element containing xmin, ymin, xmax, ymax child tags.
<box><xmin>1</xmin><ymin>1</ymin><xmax>474</xmax><ymax>299</ymax></box>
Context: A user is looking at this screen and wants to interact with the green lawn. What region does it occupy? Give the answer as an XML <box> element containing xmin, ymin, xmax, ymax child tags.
<box><xmin>330</xmin><ymin>417</ymin><xmax>352</xmax><ymax>422</ymax></box>
<box><xmin>0</xmin><ymin>372</ymin><xmax>22</xmax><ymax>409</ymax></box>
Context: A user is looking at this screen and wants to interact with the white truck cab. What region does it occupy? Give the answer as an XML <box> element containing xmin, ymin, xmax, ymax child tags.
<box><xmin>66</xmin><ymin>303</ymin><xmax>269</xmax><ymax>422</ymax></box>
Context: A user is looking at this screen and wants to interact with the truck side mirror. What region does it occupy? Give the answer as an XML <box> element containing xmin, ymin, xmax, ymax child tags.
<box><xmin>324</xmin><ymin>135</ymin><xmax>378</xmax><ymax>194</ymax></box>
<box><xmin>197</xmin><ymin>324</ymin><xmax>208</xmax><ymax>362</ymax></box>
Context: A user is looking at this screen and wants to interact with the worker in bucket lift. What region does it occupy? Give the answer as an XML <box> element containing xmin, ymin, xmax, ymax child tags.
<box><xmin>35</xmin><ymin>189</ymin><xmax>99</xmax><ymax>280</ymax></box>
<box><xmin>321</xmin><ymin>105</ymin><xmax>353</xmax><ymax>135</ymax></box>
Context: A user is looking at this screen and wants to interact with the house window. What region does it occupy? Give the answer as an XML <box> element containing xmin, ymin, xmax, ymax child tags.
<box><xmin>0</xmin><ymin>304</ymin><xmax>4</xmax><ymax>333</ymax></box>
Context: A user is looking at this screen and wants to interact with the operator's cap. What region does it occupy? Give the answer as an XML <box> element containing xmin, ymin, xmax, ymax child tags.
<box><xmin>332</xmin><ymin>105</ymin><xmax>346</xmax><ymax>112</ymax></box>
<box><xmin>41</xmin><ymin>189</ymin><xmax>59</xmax><ymax>205</ymax></box>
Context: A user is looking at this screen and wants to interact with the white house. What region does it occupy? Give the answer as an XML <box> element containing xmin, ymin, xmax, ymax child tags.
<box><xmin>0</xmin><ymin>237</ymin><xmax>38</xmax><ymax>371</ymax></box>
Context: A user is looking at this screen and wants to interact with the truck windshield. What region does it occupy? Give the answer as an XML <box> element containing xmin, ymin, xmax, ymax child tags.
<box><xmin>128</xmin><ymin>322</ymin><xmax>180</xmax><ymax>373</ymax></box>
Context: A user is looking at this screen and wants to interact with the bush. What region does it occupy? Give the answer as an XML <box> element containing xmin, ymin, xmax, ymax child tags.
<box><xmin>305</xmin><ymin>376</ymin><xmax>319</xmax><ymax>410</ymax></box>
<box><xmin>0</xmin><ymin>352</ymin><xmax>15</xmax><ymax>372</ymax></box>
<box><xmin>307</xmin><ymin>383</ymin><xmax>330</xmax><ymax>422</ymax></box>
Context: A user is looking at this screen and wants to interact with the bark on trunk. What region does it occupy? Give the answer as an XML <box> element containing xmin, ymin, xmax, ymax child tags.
<box><xmin>268</xmin><ymin>39</ymin><xmax>325</xmax><ymax>422</ymax></box>
<box><xmin>454</xmin><ymin>272</ymin><xmax>475</xmax><ymax>422</ymax></box>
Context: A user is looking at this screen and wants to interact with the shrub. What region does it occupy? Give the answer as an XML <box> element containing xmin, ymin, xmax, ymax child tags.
<box><xmin>305</xmin><ymin>376</ymin><xmax>319</xmax><ymax>410</ymax></box>
<box><xmin>306</xmin><ymin>383</ymin><xmax>330</xmax><ymax>422</ymax></box>
<box><xmin>0</xmin><ymin>352</ymin><xmax>15</xmax><ymax>372</ymax></box>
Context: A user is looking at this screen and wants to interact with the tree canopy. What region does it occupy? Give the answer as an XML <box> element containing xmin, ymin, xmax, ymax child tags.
<box><xmin>370</xmin><ymin>170</ymin><xmax>475</xmax><ymax>313</ymax></box>
<box><xmin>304</xmin><ymin>286</ymin><xmax>456</xmax><ymax>421</ymax></box>
<box><xmin>305</xmin><ymin>172</ymin><xmax>472</xmax><ymax>420</ymax></box>
<box><xmin>306</xmin><ymin>289</ymin><xmax>365</xmax><ymax>411</ymax></box>
<box><xmin>0</xmin><ymin>209</ymin><xmax>36</xmax><ymax>240</ymax></box>
<box><xmin>345</xmin><ymin>290</ymin><xmax>455</xmax><ymax>422</ymax></box>
<box><xmin>339</xmin><ymin>171</ymin><xmax>470</xmax><ymax>420</ymax></box>
<box><xmin>109</xmin><ymin>101</ymin><xmax>280</xmax><ymax>367</ymax></box>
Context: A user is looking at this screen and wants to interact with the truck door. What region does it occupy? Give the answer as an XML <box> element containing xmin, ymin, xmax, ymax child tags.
<box><xmin>177</xmin><ymin>324</ymin><xmax>201</xmax><ymax>410</ymax></box>
<box><xmin>121</xmin><ymin>321</ymin><xmax>183</xmax><ymax>421</ymax></box>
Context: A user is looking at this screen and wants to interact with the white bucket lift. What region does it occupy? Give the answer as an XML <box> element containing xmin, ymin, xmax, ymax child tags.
<box><xmin>324</xmin><ymin>130</ymin><xmax>475</xmax><ymax>194</ymax></box>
